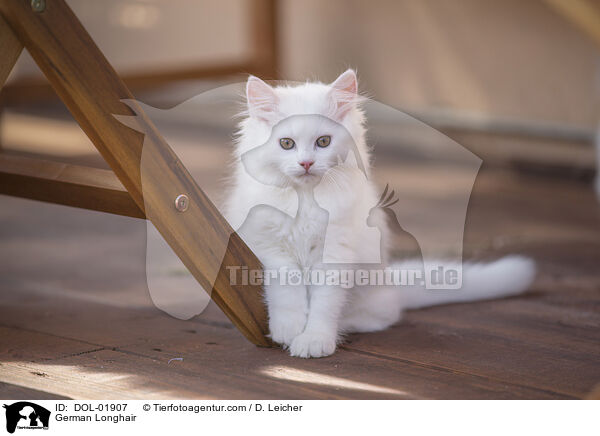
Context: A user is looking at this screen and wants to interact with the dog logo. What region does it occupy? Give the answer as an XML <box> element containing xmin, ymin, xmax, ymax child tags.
<box><xmin>3</xmin><ymin>402</ymin><xmax>50</xmax><ymax>433</ymax></box>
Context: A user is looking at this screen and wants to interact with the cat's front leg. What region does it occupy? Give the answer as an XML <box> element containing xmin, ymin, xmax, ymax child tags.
<box><xmin>264</xmin><ymin>267</ymin><xmax>309</xmax><ymax>347</ymax></box>
<box><xmin>289</xmin><ymin>284</ymin><xmax>347</xmax><ymax>358</ymax></box>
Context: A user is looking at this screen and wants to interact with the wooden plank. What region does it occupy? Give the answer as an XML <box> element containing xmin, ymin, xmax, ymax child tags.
<box><xmin>0</xmin><ymin>273</ymin><xmax>571</xmax><ymax>399</ymax></box>
<box><xmin>1</xmin><ymin>162</ymin><xmax>597</xmax><ymax>399</ymax></box>
<box><xmin>0</xmin><ymin>11</ymin><xmax>23</xmax><ymax>152</ymax></box>
<box><xmin>0</xmin><ymin>12</ymin><xmax>22</xmax><ymax>89</ymax></box>
<box><xmin>0</xmin><ymin>382</ymin><xmax>71</xmax><ymax>400</ymax></box>
<box><xmin>0</xmin><ymin>0</ymin><xmax>270</xmax><ymax>346</ymax></box>
<box><xmin>0</xmin><ymin>325</ymin><xmax>102</xmax><ymax>362</ymax></box>
<box><xmin>122</xmin><ymin>330</ymin><xmax>565</xmax><ymax>400</ymax></box>
<box><xmin>341</xmin><ymin>295</ymin><xmax>600</xmax><ymax>398</ymax></box>
<box><xmin>0</xmin><ymin>154</ymin><xmax>145</xmax><ymax>218</ymax></box>
<box><xmin>0</xmin><ymin>322</ymin><xmax>564</xmax><ymax>399</ymax></box>
<box><xmin>0</xmin><ymin>277</ymin><xmax>579</xmax><ymax>400</ymax></box>
<box><xmin>0</xmin><ymin>62</ymin><xmax>258</xmax><ymax>105</ymax></box>
<box><xmin>0</xmin><ymin>356</ymin><xmax>201</xmax><ymax>400</ymax></box>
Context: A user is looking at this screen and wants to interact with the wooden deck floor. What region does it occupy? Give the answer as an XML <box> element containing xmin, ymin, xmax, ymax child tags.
<box><xmin>0</xmin><ymin>127</ymin><xmax>599</xmax><ymax>398</ymax></box>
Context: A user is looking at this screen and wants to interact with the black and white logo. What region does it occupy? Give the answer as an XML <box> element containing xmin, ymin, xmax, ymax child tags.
<box><xmin>3</xmin><ymin>402</ymin><xmax>50</xmax><ymax>434</ymax></box>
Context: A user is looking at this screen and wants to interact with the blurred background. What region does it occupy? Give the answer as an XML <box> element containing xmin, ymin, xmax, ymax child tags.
<box><xmin>0</xmin><ymin>0</ymin><xmax>599</xmax><ymax>399</ymax></box>
<box><xmin>2</xmin><ymin>0</ymin><xmax>599</xmax><ymax>173</ymax></box>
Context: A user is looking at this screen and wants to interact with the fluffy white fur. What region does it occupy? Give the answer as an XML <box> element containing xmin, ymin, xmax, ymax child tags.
<box><xmin>224</xmin><ymin>69</ymin><xmax>536</xmax><ymax>358</ymax></box>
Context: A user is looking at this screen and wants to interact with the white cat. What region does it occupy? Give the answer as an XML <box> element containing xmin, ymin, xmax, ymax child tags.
<box><xmin>224</xmin><ymin>69</ymin><xmax>536</xmax><ymax>358</ymax></box>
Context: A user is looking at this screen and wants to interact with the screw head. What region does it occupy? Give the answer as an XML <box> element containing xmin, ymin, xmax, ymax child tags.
<box><xmin>174</xmin><ymin>194</ymin><xmax>189</xmax><ymax>212</ymax></box>
<box><xmin>31</xmin><ymin>0</ymin><xmax>46</xmax><ymax>12</ymax></box>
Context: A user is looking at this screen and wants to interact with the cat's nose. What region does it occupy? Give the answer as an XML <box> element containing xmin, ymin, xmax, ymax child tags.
<box><xmin>299</xmin><ymin>160</ymin><xmax>314</xmax><ymax>172</ymax></box>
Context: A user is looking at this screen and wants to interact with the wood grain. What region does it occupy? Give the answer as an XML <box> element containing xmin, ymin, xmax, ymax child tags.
<box><xmin>0</xmin><ymin>157</ymin><xmax>598</xmax><ymax>399</ymax></box>
<box><xmin>0</xmin><ymin>0</ymin><xmax>270</xmax><ymax>346</ymax></box>
<box><xmin>341</xmin><ymin>298</ymin><xmax>599</xmax><ymax>398</ymax></box>
<box><xmin>0</xmin><ymin>154</ymin><xmax>145</xmax><ymax>218</ymax></box>
<box><xmin>0</xmin><ymin>12</ymin><xmax>22</xmax><ymax>89</ymax></box>
<box><xmin>0</xmin><ymin>320</ymin><xmax>564</xmax><ymax>399</ymax></box>
<box><xmin>0</xmin><ymin>62</ymin><xmax>257</xmax><ymax>105</ymax></box>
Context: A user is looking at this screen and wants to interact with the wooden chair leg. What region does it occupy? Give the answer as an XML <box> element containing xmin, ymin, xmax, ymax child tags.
<box><xmin>0</xmin><ymin>0</ymin><xmax>270</xmax><ymax>346</ymax></box>
<box><xmin>0</xmin><ymin>12</ymin><xmax>21</xmax><ymax>89</ymax></box>
<box><xmin>0</xmin><ymin>12</ymin><xmax>22</xmax><ymax>151</ymax></box>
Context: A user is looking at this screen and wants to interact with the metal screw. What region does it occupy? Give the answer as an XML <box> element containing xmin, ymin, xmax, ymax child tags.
<box><xmin>31</xmin><ymin>0</ymin><xmax>46</xmax><ymax>12</ymax></box>
<box><xmin>174</xmin><ymin>194</ymin><xmax>189</xmax><ymax>212</ymax></box>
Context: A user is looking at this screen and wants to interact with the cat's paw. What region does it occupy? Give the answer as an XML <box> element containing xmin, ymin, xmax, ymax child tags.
<box><xmin>269</xmin><ymin>311</ymin><xmax>306</xmax><ymax>347</ymax></box>
<box><xmin>288</xmin><ymin>331</ymin><xmax>337</xmax><ymax>358</ymax></box>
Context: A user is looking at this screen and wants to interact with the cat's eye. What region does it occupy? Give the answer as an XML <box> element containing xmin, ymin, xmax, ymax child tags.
<box><xmin>279</xmin><ymin>138</ymin><xmax>295</xmax><ymax>150</ymax></box>
<box><xmin>316</xmin><ymin>135</ymin><xmax>331</xmax><ymax>148</ymax></box>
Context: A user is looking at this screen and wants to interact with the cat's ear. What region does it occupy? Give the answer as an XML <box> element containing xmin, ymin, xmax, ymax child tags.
<box><xmin>246</xmin><ymin>76</ymin><xmax>279</xmax><ymax>123</ymax></box>
<box><xmin>331</xmin><ymin>69</ymin><xmax>358</xmax><ymax>95</ymax></box>
<box><xmin>329</xmin><ymin>69</ymin><xmax>358</xmax><ymax>121</ymax></box>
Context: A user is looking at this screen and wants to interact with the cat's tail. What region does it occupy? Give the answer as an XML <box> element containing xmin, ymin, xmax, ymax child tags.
<box><xmin>393</xmin><ymin>255</ymin><xmax>536</xmax><ymax>310</ymax></box>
